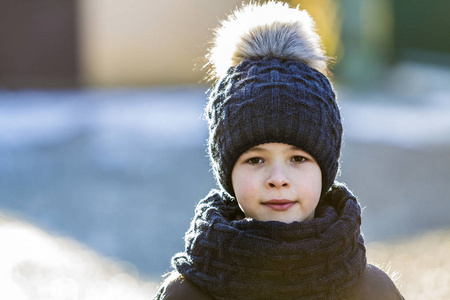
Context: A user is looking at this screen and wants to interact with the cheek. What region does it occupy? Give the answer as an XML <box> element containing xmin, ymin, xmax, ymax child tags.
<box><xmin>304</xmin><ymin>167</ymin><xmax>322</xmax><ymax>201</ymax></box>
<box><xmin>293</xmin><ymin>165</ymin><xmax>322</xmax><ymax>199</ymax></box>
<box><xmin>232</xmin><ymin>169</ymin><xmax>258</xmax><ymax>202</ymax></box>
<box><xmin>234</xmin><ymin>175</ymin><xmax>252</xmax><ymax>198</ymax></box>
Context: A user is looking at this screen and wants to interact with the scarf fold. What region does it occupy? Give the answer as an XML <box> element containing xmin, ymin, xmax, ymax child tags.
<box><xmin>172</xmin><ymin>183</ymin><xmax>366</xmax><ymax>300</ymax></box>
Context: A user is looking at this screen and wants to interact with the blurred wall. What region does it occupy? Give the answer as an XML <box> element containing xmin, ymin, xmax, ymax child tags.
<box><xmin>78</xmin><ymin>0</ymin><xmax>244</xmax><ymax>87</ymax></box>
<box><xmin>0</xmin><ymin>0</ymin><xmax>78</xmax><ymax>88</ymax></box>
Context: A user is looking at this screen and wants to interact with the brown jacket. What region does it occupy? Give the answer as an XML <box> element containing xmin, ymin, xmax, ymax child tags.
<box><xmin>155</xmin><ymin>264</ymin><xmax>404</xmax><ymax>300</ymax></box>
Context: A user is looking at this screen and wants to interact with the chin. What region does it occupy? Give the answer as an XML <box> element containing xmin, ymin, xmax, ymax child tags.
<box><xmin>274</xmin><ymin>212</ymin><xmax>315</xmax><ymax>223</ymax></box>
<box><xmin>280</xmin><ymin>218</ymin><xmax>302</xmax><ymax>224</ymax></box>
<box><xmin>267</xmin><ymin>215</ymin><xmax>303</xmax><ymax>223</ymax></box>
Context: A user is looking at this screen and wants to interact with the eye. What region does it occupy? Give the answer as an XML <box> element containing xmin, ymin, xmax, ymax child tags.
<box><xmin>246</xmin><ymin>157</ymin><xmax>264</xmax><ymax>165</ymax></box>
<box><xmin>291</xmin><ymin>155</ymin><xmax>306</xmax><ymax>163</ymax></box>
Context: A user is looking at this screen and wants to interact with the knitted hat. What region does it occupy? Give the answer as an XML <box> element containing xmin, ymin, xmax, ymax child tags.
<box><xmin>205</xmin><ymin>1</ymin><xmax>342</xmax><ymax>197</ymax></box>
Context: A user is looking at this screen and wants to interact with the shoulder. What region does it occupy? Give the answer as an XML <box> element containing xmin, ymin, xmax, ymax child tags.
<box><xmin>348</xmin><ymin>264</ymin><xmax>404</xmax><ymax>300</ymax></box>
<box><xmin>153</xmin><ymin>271</ymin><xmax>214</xmax><ymax>300</ymax></box>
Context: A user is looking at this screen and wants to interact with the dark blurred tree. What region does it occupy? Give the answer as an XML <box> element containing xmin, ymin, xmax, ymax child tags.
<box><xmin>392</xmin><ymin>0</ymin><xmax>450</xmax><ymax>64</ymax></box>
<box><xmin>293</xmin><ymin>0</ymin><xmax>450</xmax><ymax>87</ymax></box>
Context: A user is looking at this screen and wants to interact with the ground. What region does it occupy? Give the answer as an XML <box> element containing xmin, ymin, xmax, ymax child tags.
<box><xmin>2</xmin><ymin>214</ymin><xmax>449</xmax><ymax>299</ymax></box>
<box><xmin>1</xmin><ymin>62</ymin><xmax>449</xmax><ymax>298</ymax></box>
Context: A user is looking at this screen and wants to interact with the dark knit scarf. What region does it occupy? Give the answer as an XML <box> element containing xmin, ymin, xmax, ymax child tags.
<box><xmin>172</xmin><ymin>183</ymin><xmax>367</xmax><ymax>300</ymax></box>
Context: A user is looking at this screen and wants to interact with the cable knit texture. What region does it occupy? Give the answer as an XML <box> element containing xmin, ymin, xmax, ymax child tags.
<box><xmin>205</xmin><ymin>58</ymin><xmax>342</xmax><ymax>197</ymax></box>
<box><xmin>172</xmin><ymin>183</ymin><xmax>367</xmax><ymax>300</ymax></box>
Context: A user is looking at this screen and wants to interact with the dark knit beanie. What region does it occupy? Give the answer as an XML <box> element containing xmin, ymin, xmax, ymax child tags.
<box><xmin>205</xmin><ymin>2</ymin><xmax>342</xmax><ymax>197</ymax></box>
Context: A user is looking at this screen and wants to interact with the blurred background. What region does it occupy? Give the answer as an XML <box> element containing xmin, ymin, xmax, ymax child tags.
<box><xmin>1</xmin><ymin>0</ymin><xmax>449</xmax><ymax>299</ymax></box>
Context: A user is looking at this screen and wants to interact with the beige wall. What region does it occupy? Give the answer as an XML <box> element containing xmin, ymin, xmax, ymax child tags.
<box><xmin>78</xmin><ymin>0</ymin><xmax>245</xmax><ymax>87</ymax></box>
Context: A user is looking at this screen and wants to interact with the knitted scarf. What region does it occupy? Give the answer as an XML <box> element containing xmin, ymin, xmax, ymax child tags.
<box><xmin>172</xmin><ymin>183</ymin><xmax>367</xmax><ymax>300</ymax></box>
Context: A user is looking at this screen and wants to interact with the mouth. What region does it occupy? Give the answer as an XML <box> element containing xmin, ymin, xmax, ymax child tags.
<box><xmin>262</xmin><ymin>199</ymin><xmax>297</xmax><ymax>211</ymax></box>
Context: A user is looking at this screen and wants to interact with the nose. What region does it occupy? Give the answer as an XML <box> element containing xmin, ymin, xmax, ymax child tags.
<box><xmin>265</xmin><ymin>164</ymin><xmax>290</xmax><ymax>189</ymax></box>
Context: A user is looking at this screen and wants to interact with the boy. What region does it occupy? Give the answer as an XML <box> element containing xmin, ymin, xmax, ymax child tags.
<box><xmin>155</xmin><ymin>2</ymin><xmax>404</xmax><ymax>299</ymax></box>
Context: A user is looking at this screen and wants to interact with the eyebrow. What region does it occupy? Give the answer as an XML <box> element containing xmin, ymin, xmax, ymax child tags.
<box><xmin>288</xmin><ymin>146</ymin><xmax>303</xmax><ymax>151</ymax></box>
<box><xmin>245</xmin><ymin>146</ymin><xmax>267</xmax><ymax>153</ymax></box>
<box><xmin>244</xmin><ymin>145</ymin><xmax>304</xmax><ymax>153</ymax></box>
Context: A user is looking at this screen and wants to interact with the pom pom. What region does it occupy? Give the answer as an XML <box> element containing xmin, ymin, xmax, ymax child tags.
<box><xmin>207</xmin><ymin>1</ymin><xmax>328</xmax><ymax>80</ymax></box>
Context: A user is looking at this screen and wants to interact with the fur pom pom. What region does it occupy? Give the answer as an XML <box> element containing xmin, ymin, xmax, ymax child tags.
<box><xmin>207</xmin><ymin>1</ymin><xmax>328</xmax><ymax>79</ymax></box>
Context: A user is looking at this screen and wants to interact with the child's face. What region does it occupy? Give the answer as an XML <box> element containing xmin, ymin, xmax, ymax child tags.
<box><xmin>231</xmin><ymin>143</ymin><xmax>322</xmax><ymax>223</ymax></box>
